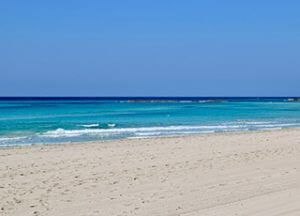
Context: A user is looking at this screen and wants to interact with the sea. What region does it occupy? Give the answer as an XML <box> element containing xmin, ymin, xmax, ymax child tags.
<box><xmin>1</xmin><ymin>97</ymin><xmax>300</xmax><ymax>147</ymax></box>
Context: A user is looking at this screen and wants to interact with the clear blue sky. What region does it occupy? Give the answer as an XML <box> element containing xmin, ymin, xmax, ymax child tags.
<box><xmin>1</xmin><ymin>1</ymin><xmax>299</xmax><ymax>96</ymax></box>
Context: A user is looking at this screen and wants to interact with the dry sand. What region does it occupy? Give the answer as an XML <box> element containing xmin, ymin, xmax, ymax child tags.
<box><xmin>0</xmin><ymin>129</ymin><xmax>300</xmax><ymax>216</ymax></box>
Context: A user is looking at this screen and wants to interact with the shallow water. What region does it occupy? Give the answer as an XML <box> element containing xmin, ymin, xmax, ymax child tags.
<box><xmin>1</xmin><ymin>97</ymin><xmax>300</xmax><ymax>146</ymax></box>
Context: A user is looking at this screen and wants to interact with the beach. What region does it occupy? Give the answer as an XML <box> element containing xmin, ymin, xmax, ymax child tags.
<box><xmin>1</xmin><ymin>129</ymin><xmax>300</xmax><ymax>216</ymax></box>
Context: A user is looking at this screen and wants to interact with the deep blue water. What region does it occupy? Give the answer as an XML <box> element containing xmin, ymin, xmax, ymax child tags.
<box><xmin>1</xmin><ymin>97</ymin><xmax>300</xmax><ymax>146</ymax></box>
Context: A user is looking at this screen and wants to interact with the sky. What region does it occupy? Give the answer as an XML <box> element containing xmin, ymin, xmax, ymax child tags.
<box><xmin>1</xmin><ymin>1</ymin><xmax>300</xmax><ymax>97</ymax></box>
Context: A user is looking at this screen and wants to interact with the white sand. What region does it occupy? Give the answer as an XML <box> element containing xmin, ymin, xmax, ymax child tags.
<box><xmin>0</xmin><ymin>129</ymin><xmax>300</xmax><ymax>216</ymax></box>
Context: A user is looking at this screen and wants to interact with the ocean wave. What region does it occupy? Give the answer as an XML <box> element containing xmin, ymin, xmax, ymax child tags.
<box><xmin>254</xmin><ymin>123</ymin><xmax>297</xmax><ymax>128</ymax></box>
<box><xmin>135</xmin><ymin>132</ymin><xmax>163</xmax><ymax>136</ymax></box>
<box><xmin>40</xmin><ymin>125</ymin><xmax>247</xmax><ymax>138</ymax></box>
<box><xmin>263</xmin><ymin>127</ymin><xmax>283</xmax><ymax>131</ymax></box>
<box><xmin>128</xmin><ymin>130</ymin><xmax>216</xmax><ymax>139</ymax></box>
<box><xmin>41</xmin><ymin>121</ymin><xmax>300</xmax><ymax>138</ymax></box>
<box><xmin>80</xmin><ymin>123</ymin><xmax>116</xmax><ymax>128</ymax></box>
<box><xmin>235</xmin><ymin>121</ymin><xmax>274</xmax><ymax>125</ymax></box>
<box><xmin>40</xmin><ymin>128</ymin><xmax>83</xmax><ymax>138</ymax></box>
<box><xmin>0</xmin><ymin>136</ymin><xmax>28</xmax><ymax>141</ymax></box>
<box><xmin>1</xmin><ymin>121</ymin><xmax>299</xmax><ymax>146</ymax></box>
<box><xmin>81</xmin><ymin>124</ymin><xmax>100</xmax><ymax>128</ymax></box>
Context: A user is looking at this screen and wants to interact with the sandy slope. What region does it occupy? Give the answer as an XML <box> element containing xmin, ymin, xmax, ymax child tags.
<box><xmin>0</xmin><ymin>129</ymin><xmax>300</xmax><ymax>216</ymax></box>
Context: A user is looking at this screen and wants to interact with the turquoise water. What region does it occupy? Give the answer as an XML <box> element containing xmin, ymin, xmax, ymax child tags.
<box><xmin>1</xmin><ymin>98</ymin><xmax>300</xmax><ymax>146</ymax></box>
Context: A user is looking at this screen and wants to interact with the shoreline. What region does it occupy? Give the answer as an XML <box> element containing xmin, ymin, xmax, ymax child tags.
<box><xmin>0</xmin><ymin>126</ymin><xmax>299</xmax><ymax>150</ymax></box>
<box><xmin>1</xmin><ymin>128</ymin><xmax>299</xmax><ymax>216</ymax></box>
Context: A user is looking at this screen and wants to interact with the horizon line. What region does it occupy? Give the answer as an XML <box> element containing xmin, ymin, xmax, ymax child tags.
<box><xmin>0</xmin><ymin>96</ymin><xmax>299</xmax><ymax>99</ymax></box>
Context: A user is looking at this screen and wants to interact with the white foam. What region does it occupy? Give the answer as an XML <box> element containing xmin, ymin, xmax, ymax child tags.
<box><xmin>81</xmin><ymin>124</ymin><xmax>99</xmax><ymax>128</ymax></box>
<box><xmin>40</xmin><ymin>125</ymin><xmax>241</xmax><ymax>138</ymax></box>
<box><xmin>242</xmin><ymin>121</ymin><xmax>274</xmax><ymax>125</ymax></box>
<box><xmin>135</xmin><ymin>132</ymin><xmax>162</xmax><ymax>136</ymax></box>
<box><xmin>255</xmin><ymin>123</ymin><xmax>297</xmax><ymax>128</ymax></box>
<box><xmin>38</xmin><ymin>121</ymin><xmax>300</xmax><ymax>139</ymax></box>
<box><xmin>40</xmin><ymin>128</ymin><xmax>83</xmax><ymax>138</ymax></box>
<box><xmin>263</xmin><ymin>127</ymin><xmax>283</xmax><ymax>131</ymax></box>
<box><xmin>0</xmin><ymin>136</ymin><xmax>27</xmax><ymax>141</ymax></box>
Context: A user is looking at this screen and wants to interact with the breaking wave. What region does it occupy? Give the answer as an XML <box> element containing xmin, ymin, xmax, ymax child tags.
<box><xmin>80</xmin><ymin>123</ymin><xmax>116</xmax><ymax>129</ymax></box>
<box><xmin>40</xmin><ymin>122</ymin><xmax>300</xmax><ymax>138</ymax></box>
<box><xmin>81</xmin><ymin>124</ymin><xmax>100</xmax><ymax>128</ymax></box>
<box><xmin>1</xmin><ymin>121</ymin><xmax>300</xmax><ymax>146</ymax></box>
